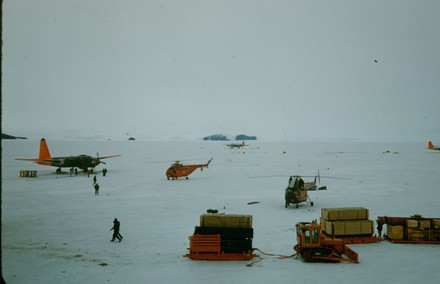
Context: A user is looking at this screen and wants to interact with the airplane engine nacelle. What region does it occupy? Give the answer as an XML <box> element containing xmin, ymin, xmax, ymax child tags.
<box><xmin>52</xmin><ymin>159</ymin><xmax>65</xmax><ymax>166</ymax></box>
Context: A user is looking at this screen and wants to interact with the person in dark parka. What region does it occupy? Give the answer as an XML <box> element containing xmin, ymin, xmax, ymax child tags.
<box><xmin>94</xmin><ymin>183</ymin><xmax>99</xmax><ymax>195</ymax></box>
<box><xmin>110</xmin><ymin>218</ymin><xmax>123</xmax><ymax>242</ymax></box>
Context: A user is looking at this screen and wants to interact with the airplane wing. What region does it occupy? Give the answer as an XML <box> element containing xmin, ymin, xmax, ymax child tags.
<box><xmin>42</xmin><ymin>159</ymin><xmax>63</xmax><ymax>163</ymax></box>
<box><xmin>15</xmin><ymin>158</ymin><xmax>39</xmax><ymax>161</ymax></box>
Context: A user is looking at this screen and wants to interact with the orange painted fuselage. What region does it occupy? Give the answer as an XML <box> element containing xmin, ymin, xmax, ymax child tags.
<box><xmin>166</xmin><ymin>159</ymin><xmax>212</xmax><ymax>180</ymax></box>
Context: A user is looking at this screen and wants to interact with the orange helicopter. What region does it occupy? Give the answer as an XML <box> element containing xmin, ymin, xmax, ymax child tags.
<box><xmin>166</xmin><ymin>158</ymin><xmax>212</xmax><ymax>180</ymax></box>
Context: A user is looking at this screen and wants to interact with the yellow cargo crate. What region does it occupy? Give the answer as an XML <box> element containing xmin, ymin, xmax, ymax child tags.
<box><xmin>200</xmin><ymin>214</ymin><xmax>253</xmax><ymax>228</ymax></box>
<box><xmin>387</xmin><ymin>225</ymin><xmax>404</xmax><ymax>240</ymax></box>
<box><xmin>321</xmin><ymin>207</ymin><xmax>369</xmax><ymax>221</ymax></box>
<box><xmin>419</xmin><ymin>220</ymin><xmax>431</xmax><ymax>229</ymax></box>
<box><xmin>407</xmin><ymin>228</ymin><xmax>429</xmax><ymax>241</ymax></box>
<box><xmin>321</xmin><ymin>219</ymin><xmax>374</xmax><ymax>236</ymax></box>
<box><xmin>406</xmin><ymin>219</ymin><xmax>419</xmax><ymax>228</ymax></box>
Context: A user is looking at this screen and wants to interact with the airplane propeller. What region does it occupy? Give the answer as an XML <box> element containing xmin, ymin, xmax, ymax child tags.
<box><xmin>94</xmin><ymin>153</ymin><xmax>103</xmax><ymax>165</ymax></box>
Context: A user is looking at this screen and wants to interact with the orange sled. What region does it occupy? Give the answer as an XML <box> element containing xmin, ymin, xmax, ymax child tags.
<box><xmin>185</xmin><ymin>234</ymin><xmax>256</xmax><ymax>261</ymax></box>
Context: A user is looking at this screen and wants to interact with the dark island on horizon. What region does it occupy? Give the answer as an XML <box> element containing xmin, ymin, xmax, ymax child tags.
<box><xmin>1</xmin><ymin>133</ymin><xmax>27</xmax><ymax>140</ymax></box>
<box><xmin>203</xmin><ymin>134</ymin><xmax>257</xmax><ymax>141</ymax></box>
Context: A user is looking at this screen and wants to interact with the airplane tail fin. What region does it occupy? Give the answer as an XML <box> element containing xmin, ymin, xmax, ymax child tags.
<box><xmin>15</xmin><ymin>138</ymin><xmax>53</xmax><ymax>163</ymax></box>
<box><xmin>428</xmin><ymin>141</ymin><xmax>435</xmax><ymax>149</ymax></box>
<box><xmin>38</xmin><ymin>138</ymin><xmax>52</xmax><ymax>160</ymax></box>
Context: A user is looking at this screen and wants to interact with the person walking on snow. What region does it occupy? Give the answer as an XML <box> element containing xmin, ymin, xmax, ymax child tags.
<box><xmin>110</xmin><ymin>218</ymin><xmax>123</xmax><ymax>242</ymax></box>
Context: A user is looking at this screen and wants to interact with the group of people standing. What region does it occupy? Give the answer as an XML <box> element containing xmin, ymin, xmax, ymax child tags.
<box><xmin>91</xmin><ymin>168</ymin><xmax>109</xmax><ymax>195</ymax></box>
<box><xmin>69</xmin><ymin>167</ymin><xmax>79</xmax><ymax>176</ymax></box>
<box><xmin>90</xmin><ymin>172</ymin><xmax>123</xmax><ymax>242</ymax></box>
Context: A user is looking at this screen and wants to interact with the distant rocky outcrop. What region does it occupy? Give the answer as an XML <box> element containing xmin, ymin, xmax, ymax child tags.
<box><xmin>203</xmin><ymin>134</ymin><xmax>229</xmax><ymax>141</ymax></box>
<box><xmin>128</xmin><ymin>137</ymin><xmax>136</xmax><ymax>141</ymax></box>
<box><xmin>203</xmin><ymin>134</ymin><xmax>257</xmax><ymax>141</ymax></box>
<box><xmin>1</xmin><ymin>133</ymin><xmax>27</xmax><ymax>139</ymax></box>
<box><xmin>235</xmin><ymin>134</ymin><xmax>257</xmax><ymax>141</ymax></box>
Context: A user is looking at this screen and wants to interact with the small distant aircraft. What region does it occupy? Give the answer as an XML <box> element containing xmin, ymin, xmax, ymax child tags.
<box><xmin>166</xmin><ymin>158</ymin><xmax>212</xmax><ymax>180</ymax></box>
<box><xmin>428</xmin><ymin>141</ymin><xmax>440</xmax><ymax>151</ymax></box>
<box><xmin>16</xmin><ymin>138</ymin><xmax>121</xmax><ymax>172</ymax></box>
<box><xmin>285</xmin><ymin>175</ymin><xmax>327</xmax><ymax>208</ymax></box>
<box><xmin>226</xmin><ymin>141</ymin><xmax>248</xmax><ymax>149</ymax></box>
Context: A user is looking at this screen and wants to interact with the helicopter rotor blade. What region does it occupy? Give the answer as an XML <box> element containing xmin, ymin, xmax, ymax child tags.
<box><xmin>248</xmin><ymin>175</ymin><xmax>290</xmax><ymax>179</ymax></box>
<box><xmin>248</xmin><ymin>174</ymin><xmax>351</xmax><ymax>180</ymax></box>
<box><xmin>144</xmin><ymin>158</ymin><xmax>202</xmax><ymax>164</ymax></box>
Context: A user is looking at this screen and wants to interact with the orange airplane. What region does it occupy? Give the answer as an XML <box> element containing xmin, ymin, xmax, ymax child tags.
<box><xmin>428</xmin><ymin>141</ymin><xmax>440</xmax><ymax>151</ymax></box>
<box><xmin>166</xmin><ymin>158</ymin><xmax>212</xmax><ymax>180</ymax></box>
<box><xmin>16</xmin><ymin>138</ymin><xmax>121</xmax><ymax>172</ymax></box>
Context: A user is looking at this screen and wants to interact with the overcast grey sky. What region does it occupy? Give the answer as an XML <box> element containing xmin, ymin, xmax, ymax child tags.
<box><xmin>3</xmin><ymin>0</ymin><xmax>440</xmax><ymax>141</ymax></box>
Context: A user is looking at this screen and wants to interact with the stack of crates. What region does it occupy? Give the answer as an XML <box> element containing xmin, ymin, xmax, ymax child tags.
<box><xmin>320</xmin><ymin>207</ymin><xmax>374</xmax><ymax>237</ymax></box>
<box><xmin>382</xmin><ymin>215</ymin><xmax>440</xmax><ymax>243</ymax></box>
<box><xmin>406</xmin><ymin>219</ymin><xmax>430</xmax><ymax>241</ymax></box>
<box><xmin>20</xmin><ymin>170</ymin><xmax>37</xmax><ymax>178</ymax></box>
<box><xmin>194</xmin><ymin>214</ymin><xmax>253</xmax><ymax>254</ymax></box>
<box><xmin>434</xmin><ymin>219</ymin><xmax>440</xmax><ymax>241</ymax></box>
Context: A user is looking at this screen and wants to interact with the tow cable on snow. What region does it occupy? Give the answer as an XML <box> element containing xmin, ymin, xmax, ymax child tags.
<box><xmin>246</xmin><ymin>248</ymin><xmax>298</xmax><ymax>267</ymax></box>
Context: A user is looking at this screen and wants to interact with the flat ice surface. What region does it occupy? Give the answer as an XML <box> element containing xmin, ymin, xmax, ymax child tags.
<box><xmin>2</xmin><ymin>139</ymin><xmax>440</xmax><ymax>283</ymax></box>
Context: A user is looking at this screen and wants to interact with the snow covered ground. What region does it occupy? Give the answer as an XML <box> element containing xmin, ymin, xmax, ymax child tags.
<box><xmin>2</xmin><ymin>139</ymin><xmax>440</xmax><ymax>283</ymax></box>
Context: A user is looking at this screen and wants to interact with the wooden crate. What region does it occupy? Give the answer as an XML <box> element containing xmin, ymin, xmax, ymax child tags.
<box><xmin>434</xmin><ymin>219</ymin><xmax>440</xmax><ymax>229</ymax></box>
<box><xmin>200</xmin><ymin>214</ymin><xmax>252</xmax><ymax>228</ymax></box>
<box><xmin>20</xmin><ymin>170</ymin><xmax>30</xmax><ymax>177</ymax></box>
<box><xmin>419</xmin><ymin>220</ymin><xmax>431</xmax><ymax>229</ymax></box>
<box><xmin>321</xmin><ymin>207</ymin><xmax>369</xmax><ymax>221</ymax></box>
<box><xmin>406</xmin><ymin>219</ymin><xmax>418</xmax><ymax>228</ymax></box>
<box><xmin>387</xmin><ymin>225</ymin><xmax>404</xmax><ymax>240</ymax></box>
<box><xmin>321</xmin><ymin>219</ymin><xmax>374</xmax><ymax>236</ymax></box>
<box><xmin>432</xmin><ymin>230</ymin><xmax>440</xmax><ymax>241</ymax></box>
<box><xmin>407</xmin><ymin>228</ymin><xmax>429</xmax><ymax>241</ymax></box>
